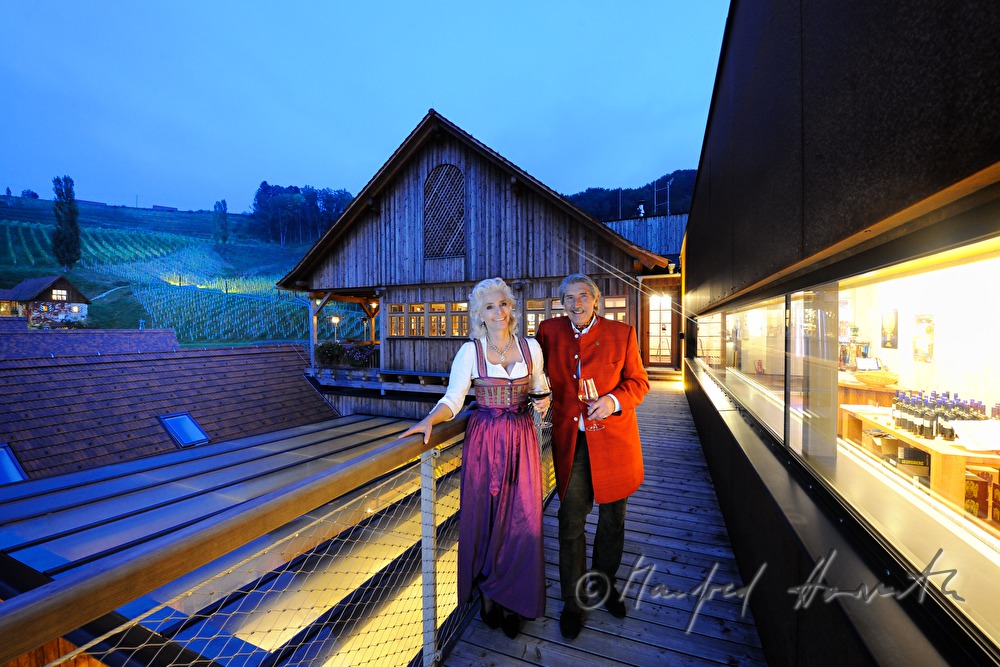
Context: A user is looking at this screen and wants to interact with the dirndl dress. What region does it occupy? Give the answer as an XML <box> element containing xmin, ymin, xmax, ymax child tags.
<box><xmin>457</xmin><ymin>337</ymin><xmax>546</xmax><ymax>619</ymax></box>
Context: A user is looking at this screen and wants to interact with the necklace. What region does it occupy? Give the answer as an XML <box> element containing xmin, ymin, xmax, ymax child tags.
<box><xmin>487</xmin><ymin>335</ymin><xmax>514</xmax><ymax>363</ymax></box>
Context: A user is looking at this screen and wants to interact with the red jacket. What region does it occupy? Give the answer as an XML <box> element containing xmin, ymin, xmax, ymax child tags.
<box><xmin>536</xmin><ymin>315</ymin><xmax>649</xmax><ymax>503</ymax></box>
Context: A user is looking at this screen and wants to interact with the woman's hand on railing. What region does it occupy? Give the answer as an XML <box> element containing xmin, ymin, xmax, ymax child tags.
<box><xmin>399</xmin><ymin>418</ymin><xmax>434</xmax><ymax>444</ymax></box>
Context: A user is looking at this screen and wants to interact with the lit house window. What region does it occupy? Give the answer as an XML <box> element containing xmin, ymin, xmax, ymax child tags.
<box><xmin>159</xmin><ymin>413</ymin><xmax>209</xmax><ymax>448</ymax></box>
<box><xmin>407</xmin><ymin>304</ymin><xmax>425</xmax><ymax>336</ymax></box>
<box><xmin>0</xmin><ymin>444</ymin><xmax>27</xmax><ymax>485</ymax></box>
<box><xmin>525</xmin><ymin>299</ymin><xmax>547</xmax><ymax>336</ymax></box>
<box><xmin>451</xmin><ymin>302</ymin><xmax>468</xmax><ymax>337</ymax></box>
<box><xmin>389</xmin><ymin>304</ymin><xmax>405</xmax><ymax>336</ymax></box>
<box><xmin>603</xmin><ymin>296</ymin><xmax>627</xmax><ymax>322</ymax></box>
<box><xmin>387</xmin><ymin>302</ymin><xmax>472</xmax><ymax>337</ymax></box>
<box><xmin>52</xmin><ymin>289</ymin><xmax>68</xmax><ymax>301</ymax></box>
<box><xmin>428</xmin><ymin>303</ymin><xmax>447</xmax><ymax>336</ymax></box>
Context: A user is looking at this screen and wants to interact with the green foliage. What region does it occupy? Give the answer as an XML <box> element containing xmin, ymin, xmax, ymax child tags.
<box><xmin>315</xmin><ymin>341</ymin><xmax>378</xmax><ymax>368</ymax></box>
<box><xmin>51</xmin><ymin>175</ymin><xmax>81</xmax><ymax>270</ymax></box>
<box><xmin>212</xmin><ymin>199</ymin><xmax>229</xmax><ymax>245</ymax></box>
<box><xmin>566</xmin><ymin>169</ymin><xmax>696</xmax><ymax>221</ymax></box>
<box><xmin>315</xmin><ymin>341</ymin><xmax>346</xmax><ymax>367</ymax></box>
<box><xmin>252</xmin><ymin>181</ymin><xmax>352</xmax><ymax>247</ymax></box>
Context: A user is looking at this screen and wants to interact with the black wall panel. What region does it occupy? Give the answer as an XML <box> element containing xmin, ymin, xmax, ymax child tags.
<box><xmin>685</xmin><ymin>0</ymin><xmax>1000</xmax><ymax>314</ymax></box>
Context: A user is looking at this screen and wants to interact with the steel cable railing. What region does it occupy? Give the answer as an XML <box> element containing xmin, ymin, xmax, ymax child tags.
<box><xmin>0</xmin><ymin>413</ymin><xmax>554</xmax><ymax>667</ymax></box>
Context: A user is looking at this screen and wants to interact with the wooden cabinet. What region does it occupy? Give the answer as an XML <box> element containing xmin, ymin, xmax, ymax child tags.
<box><xmin>840</xmin><ymin>406</ymin><xmax>1000</xmax><ymax>507</ymax></box>
<box><xmin>836</xmin><ymin>379</ymin><xmax>898</xmax><ymax>436</ymax></box>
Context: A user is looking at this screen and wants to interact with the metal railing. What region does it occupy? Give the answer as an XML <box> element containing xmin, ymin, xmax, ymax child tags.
<box><xmin>0</xmin><ymin>412</ymin><xmax>554</xmax><ymax>667</ymax></box>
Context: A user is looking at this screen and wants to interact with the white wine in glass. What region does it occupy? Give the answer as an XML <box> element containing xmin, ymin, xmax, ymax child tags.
<box><xmin>578</xmin><ymin>377</ymin><xmax>604</xmax><ymax>431</ymax></box>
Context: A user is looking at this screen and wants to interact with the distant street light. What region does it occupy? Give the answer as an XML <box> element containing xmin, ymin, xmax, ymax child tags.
<box><xmin>331</xmin><ymin>315</ymin><xmax>341</xmax><ymax>341</ymax></box>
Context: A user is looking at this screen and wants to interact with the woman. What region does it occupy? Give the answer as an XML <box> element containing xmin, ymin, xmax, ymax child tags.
<box><xmin>400</xmin><ymin>277</ymin><xmax>549</xmax><ymax>638</ymax></box>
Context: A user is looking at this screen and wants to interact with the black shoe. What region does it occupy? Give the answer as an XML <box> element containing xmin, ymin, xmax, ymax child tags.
<box><xmin>603</xmin><ymin>588</ymin><xmax>627</xmax><ymax>619</ymax></box>
<box><xmin>596</xmin><ymin>581</ymin><xmax>627</xmax><ymax>618</ymax></box>
<box><xmin>501</xmin><ymin>610</ymin><xmax>522</xmax><ymax>639</ymax></box>
<box><xmin>480</xmin><ymin>597</ymin><xmax>501</xmax><ymax>629</ymax></box>
<box><xmin>559</xmin><ymin>605</ymin><xmax>583</xmax><ymax>639</ymax></box>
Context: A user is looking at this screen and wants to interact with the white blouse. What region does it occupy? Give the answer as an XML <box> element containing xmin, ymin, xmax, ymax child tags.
<box><xmin>435</xmin><ymin>337</ymin><xmax>548</xmax><ymax>419</ymax></box>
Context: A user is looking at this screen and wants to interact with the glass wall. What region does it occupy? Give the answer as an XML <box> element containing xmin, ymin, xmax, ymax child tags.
<box><xmin>694</xmin><ymin>235</ymin><xmax>1000</xmax><ymax>648</ymax></box>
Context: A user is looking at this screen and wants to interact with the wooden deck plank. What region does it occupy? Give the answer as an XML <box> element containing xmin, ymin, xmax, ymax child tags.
<box><xmin>441</xmin><ymin>379</ymin><xmax>767</xmax><ymax>666</ymax></box>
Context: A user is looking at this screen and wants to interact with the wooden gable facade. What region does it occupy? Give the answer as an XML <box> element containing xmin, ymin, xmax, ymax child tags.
<box><xmin>278</xmin><ymin>110</ymin><xmax>671</xmax><ymax>382</ymax></box>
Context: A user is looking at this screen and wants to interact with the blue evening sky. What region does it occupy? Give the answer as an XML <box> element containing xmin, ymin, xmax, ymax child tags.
<box><xmin>2</xmin><ymin>1</ymin><xmax>729</xmax><ymax>213</ymax></box>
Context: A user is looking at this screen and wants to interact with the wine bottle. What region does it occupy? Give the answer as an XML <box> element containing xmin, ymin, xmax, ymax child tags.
<box><xmin>921</xmin><ymin>400</ymin><xmax>933</xmax><ymax>439</ymax></box>
<box><xmin>940</xmin><ymin>401</ymin><xmax>955</xmax><ymax>441</ymax></box>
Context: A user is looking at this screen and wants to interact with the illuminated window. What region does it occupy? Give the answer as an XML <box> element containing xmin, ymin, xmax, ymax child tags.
<box><xmin>386</xmin><ymin>301</ymin><xmax>473</xmax><ymax>337</ymax></box>
<box><xmin>0</xmin><ymin>443</ymin><xmax>27</xmax><ymax>485</ymax></box>
<box><xmin>452</xmin><ymin>302</ymin><xmax>469</xmax><ymax>337</ymax></box>
<box><xmin>525</xmin><ymin>299</ymin><xmax>548</xmax><ymax>336</ymax></box>
<box><xmin>159</xmin><ymin>413</ymin><xmax>209</xmax><ymax>448</ymax></box>
<box><xmin>408</xmin><ymin>304</ymin><xmax>426</xmax><ymax>336</ymax></box>
<box><xmin>52</xmin><ymin>289</ymin><xmax>67</xmax><ymax>301</ymax></box>
<box><xmin>604</xmin><ymin>297</ymin><xmax>626</xmax><ymax>309</ymax></box>
<box><xmin>602</xmin><ymin>295</ymin><xmax>627</xmax><ymax>321</ymax></box>
<box><xmin>693</xmin><ymin>235</ymin><xmax>1000</xmax><ymax>648</ymax></box>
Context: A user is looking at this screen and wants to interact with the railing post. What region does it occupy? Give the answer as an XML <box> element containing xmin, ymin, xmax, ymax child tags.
<box><xmin>420</xmin><ymin>447</ymin><xmax>441</xmax><ymax>666</ymax></box>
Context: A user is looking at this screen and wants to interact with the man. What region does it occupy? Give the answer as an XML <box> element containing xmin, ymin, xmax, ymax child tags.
<box><xmin>536</xmin><ymin>273</ymin><xmax>649</xmax><ymax>639</ymax></box>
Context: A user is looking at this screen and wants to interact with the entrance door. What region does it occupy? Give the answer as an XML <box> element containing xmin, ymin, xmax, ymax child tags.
<box><xmin>648</xmin><ymin>294</ymin><xmax>672</xmax><ymax>365</ymax></box>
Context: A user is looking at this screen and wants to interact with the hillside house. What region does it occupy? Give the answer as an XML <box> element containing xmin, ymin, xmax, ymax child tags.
<box><xmin>0</xmin><ymin>275</ymin><xmax>90</xmax><ymax>328</ymax></box>
<box><xmin>277</xmin><ymin>110</ymin><xmax>679</xmax><ymax>416</ymax></box>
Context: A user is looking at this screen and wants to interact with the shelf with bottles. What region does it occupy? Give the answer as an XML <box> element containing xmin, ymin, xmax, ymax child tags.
<box><xmin>840</xmin><ymin>404</ymin><xmax>1000</xmax><ymax>508</ymax></box>
<box><xmin>889</xmin><ymin>389</ymin><xmax>998</xmax><ymax>446</ymax></box>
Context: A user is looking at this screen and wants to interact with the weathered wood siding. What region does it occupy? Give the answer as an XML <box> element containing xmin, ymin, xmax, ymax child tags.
<box><xmin>307</xmin><ymin>134</ymin><xmax>649</xmax><ymax>373</ymax></box>
<box><xmin>310</xmin><ymin>136</ymin><xmax>641</xmax><ymax>289</ymax></box>
<box><xmin>605</xmin><ymin>214</ymin><xmax>686</xmax><ymax>258</ymax></box>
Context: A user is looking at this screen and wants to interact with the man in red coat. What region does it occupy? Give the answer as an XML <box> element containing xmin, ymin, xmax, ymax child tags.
<box><xmin>536</xmin><ymin>273</ymin><xmax>649</xmax><ymax>639</ymax></box>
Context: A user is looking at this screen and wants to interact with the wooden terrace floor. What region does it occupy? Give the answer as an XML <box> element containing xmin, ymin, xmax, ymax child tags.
<box><xmin>443</xmin><ymin>377</ymin><xmax>768</xmax><ymax>667</ymax></box>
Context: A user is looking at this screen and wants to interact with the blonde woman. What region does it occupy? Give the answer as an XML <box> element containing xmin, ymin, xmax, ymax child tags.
<box><xmin>401</xmin><ymin>277</ymin><xmax>549</xmax><ymax>638</ymax></box>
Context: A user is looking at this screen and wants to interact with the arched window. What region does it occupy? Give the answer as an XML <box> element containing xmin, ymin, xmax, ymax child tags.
<box><xmin>423</xmin><ymin>164</ymin><xmax>465</xmax><ymax>258</ymax></box>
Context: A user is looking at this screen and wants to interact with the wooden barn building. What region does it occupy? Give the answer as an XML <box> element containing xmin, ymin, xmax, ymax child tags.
<box><xmin>277</xmin><ymin>110</ymin><xmax>679</xmax><ymax>417</ymax></box>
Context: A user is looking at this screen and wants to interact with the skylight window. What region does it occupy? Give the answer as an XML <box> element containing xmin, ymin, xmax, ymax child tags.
<box><xmin>159</xmin><ymin>413</ymin><xmax>209</xmax><ymax>448</ymax></box>
<box><xmin>0</xmin><ymin>443</ymin><xmax>27</xmax><ymax>485</ymax></box>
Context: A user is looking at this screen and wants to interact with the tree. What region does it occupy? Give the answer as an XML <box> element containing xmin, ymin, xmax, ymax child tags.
<box><xmin>51</xmin><ymin>175</ymin><xmax>81</xmax><ymax>270</ymax></box>
<box><xmin>21</xmin><ymin>189</ymin><xmax>39</xmax><ymax>199</ymax></box>
<box><xmin>4</xmin><ymin>187</ymin><xmax>10</xmax><ymax>198</ymax></box>
<box><xmin>212</xmin><ymin>199</ymin><xmax>229</xmax><ymax>245</ymax></box>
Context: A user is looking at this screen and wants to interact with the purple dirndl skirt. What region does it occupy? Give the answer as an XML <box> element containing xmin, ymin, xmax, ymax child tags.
<box><xmin>457</xmin><ymin>404</ymin><xmax>545</xmax><ymax>619</ymax></box>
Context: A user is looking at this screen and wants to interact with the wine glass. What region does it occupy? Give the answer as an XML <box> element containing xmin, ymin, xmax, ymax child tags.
<box><xmin>578</xmin><ymin>377</ymin><xmax>604</xmax><ymax>431</ymax></box>
<box><xmin>528</xmin><ymin>391</ymin><xmax>552</xmax><ymax>428</ymax></box>
<box><xmin>528</xmin><ymin>375</ymin><xmax>552</xmax><ymax>428</ymax></box>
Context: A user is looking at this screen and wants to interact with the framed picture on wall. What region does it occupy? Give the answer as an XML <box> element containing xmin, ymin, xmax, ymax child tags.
<box><xmin>881</xmin><ymin>309</ymin><xmax>898</xmax><ymax>349</ymax></box>
<box><xmin>913</xmin><ymin>314</ymin><xmax>934</xmax><ymax>363</ymax></box>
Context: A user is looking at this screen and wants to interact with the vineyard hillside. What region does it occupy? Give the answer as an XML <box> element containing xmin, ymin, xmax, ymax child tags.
<box><xmin>0</xmin><ymin>215</ymin><xmax>364</xmax><ymax>346</ymax></box>
<box><xmin>0</xmin><ymin>195</ymin><xmax>252</xmax><ymax>239</ymax></box>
